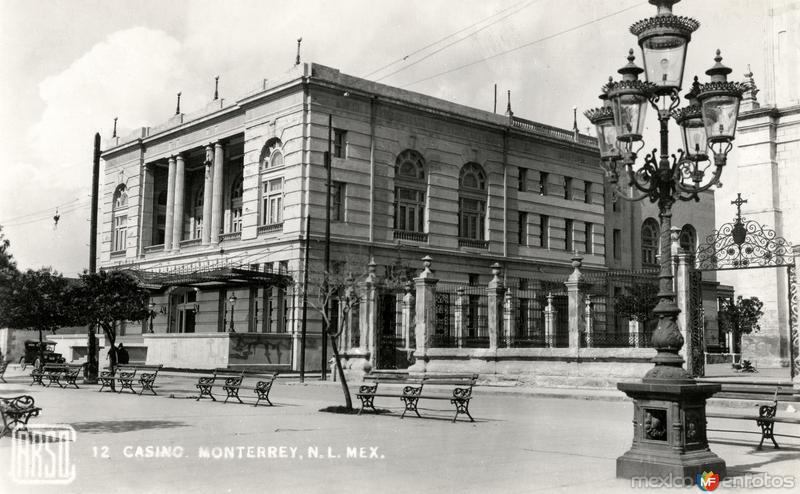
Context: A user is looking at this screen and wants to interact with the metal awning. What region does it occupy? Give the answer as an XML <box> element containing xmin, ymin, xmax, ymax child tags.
<box><xmin>123</xmin><ymin>267</ymin><xmax>293</xmax><ymax>291</ymax></box>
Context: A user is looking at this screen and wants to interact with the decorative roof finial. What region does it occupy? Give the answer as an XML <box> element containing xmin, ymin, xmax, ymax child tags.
<box><xmin>213</xmin><ymin>76</ymin><xmax>219</xmax><ymax>101</ymax></box>
<box><xmin>295</xmin><ymin>37</ymin><xmax>302</xmax><ymax>66</ymax></box>
<box><xmin>505</xmin><ymin>90</ymin><xmax>513</xmax><ymax>118</ymax></box>
<box><xmin>175</xmin><ymin>92</ymin><xmax>182</xmax><ymax>115</ymax></box>
<box><xmin>572</xmin><ymin>106</ymin><xmax>579</xmax><ymax>141</ymax></box>
<box><xmin>112</xmin><ymin>117</ymin><xmax>118</xmax><ymax>138</ymax></box>
<box><xmin>742</xmin><ymin>64</ymin><xmax>759</xmax><ymax>104</ymax></box>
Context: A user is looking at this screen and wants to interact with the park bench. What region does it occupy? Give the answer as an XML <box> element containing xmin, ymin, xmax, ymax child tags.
<box><xmin>0</xmin><ymin>361</ymin><xmax>8</xmax><ymax>383</ymax></box>
<box><xmin>357</xmin><ymin>372</ymin><xmax>479</xmax><ymax>422</ymax></box>
<box><xmin>707</xmin><ymin>387</ymin><xmax>800</xmax><ymax>449</ymax></box>
<box><xmin>99</xmin><ymin>364</ymin><xmax>164</xmax><ymax>395</ymax></box>
<box><xmin>195</xmin><ymin>369</ymin><xmax>278</xmax><ymax>406</ymax></box>
<box><xmin>41</xmin><ymin>363</ymin><xmax>85</xmax><ymax>389</ymax></box>
<box><xmin>0</xmin><ymin>395</ymin><xmax>41</xmax><ymax>437</ymax></box>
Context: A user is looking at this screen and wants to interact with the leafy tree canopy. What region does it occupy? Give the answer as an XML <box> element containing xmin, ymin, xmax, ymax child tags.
<box><xmin>613</xmin><ymin>282</ymin><xmax>659</xmax><ymax>322</ymax></box>
<box><xmin>719</xmin><ymin>296</ymin><xmax>764</xmax><ymax>335</ymax></box>
<box><xmin>71</xmin><ymin>270</ymin><xmax>150</xmax><ymax>334</ymax></box>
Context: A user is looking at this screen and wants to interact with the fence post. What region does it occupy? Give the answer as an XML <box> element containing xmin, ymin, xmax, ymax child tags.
<box><xmin>410</xmin><ymin>256</ymin><xmax>438</xmax><ymax>371</ymax></box>
<box><xmin>584</xmin><ymin>295</ymin><xmax>594</xmax><ymax>348</ymax></box>
<box><xmin>357</xmin><ymin>260</ymin><xmax>380</xmax><ymax>365</ymax></box>
<box><xmin>544</xmin><ymin>293</ymin><xmax>556</xmax><ymax>347</ymax></box>
<box><xmin>629</xmin><ymin>318</ymin><xmax>642</xmax><ymax>348</ymax></box>
<box><xmin>455</xmin><ymin>287</ymin><xmax>466</xmax><ymax>348</ymax></box>
<box><xmin>486</xmin><ymin>263</ymin><xmax>505</xmax><ymax>350</ymax></box>
<box><xmin>504</xmin><ymin>288</ymin><xmax>514</xmax><ymax>348</ymax></box>
<box><xmin>564</xmin><ymin>253</ymin><xmax>586</xmax><ymax>349</ymax></box>
<box><xmin>402</xmin><ymin>281</ymin><xmax>415</xmax><ymax>351</ymax></box>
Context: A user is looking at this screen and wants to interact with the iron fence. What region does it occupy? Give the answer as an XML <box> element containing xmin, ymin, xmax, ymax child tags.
<box><xmin>431</xmin><ymin>282</ymin><xmax>489</xmax><ymax>348</ymax></box>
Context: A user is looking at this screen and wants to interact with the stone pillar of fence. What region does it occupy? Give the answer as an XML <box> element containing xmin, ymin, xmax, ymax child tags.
<box><xmin>564</xmin><ymin>254</ymin><xmax>586</xmax><ymax>349</ymax></box>
<box><xmin>357</xmin><ymin>259</ymin><xmax>380</xmax><ymax>365</ymax></box>
<box><xmin>402</xmin><ymin>281</ymin><xmax>415</xmax><ymax>351</ymax></box>
<box><xmin>504</xmin><ymin>288</ymin><xmax>514</xmax><ymax>348</ymax></box>
<box><xmin>486</xmin><ymin>263</ymin><xmax>505</xmax><ymax>350</ymax></box>
<box><xmin>584</xmin><ymin>295</ymin><xmax>594</xmax><ymax>348</ymax></box>
<box><xmin>454</xmin><ymin>287</ymin><xmax>467</xmax><ymax>348</ymax></box>
<box><xmin>629</xmin><ymin>318</ymin><xmax>642</xmax><ymax>348</ymax></box>
<box><xmin>544</xmin><ymin>293</ymin><xmax>556</xmax><ymax>347</ymax></box>
<box><xmin>410</xmin><ymin>256</ymin><xmax>438</xmax><ymax>371</ymax></box>
<box><xmin>674</xmin><ymin>249</ymin><xmax>703</xmax><ymax>377</ymax></box>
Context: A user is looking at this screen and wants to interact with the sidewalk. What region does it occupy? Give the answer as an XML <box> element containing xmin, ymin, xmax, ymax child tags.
<box><xmin>1</xmin><ymin>366</ymin><xmax>798</xmax><ymax>494</ymax></box>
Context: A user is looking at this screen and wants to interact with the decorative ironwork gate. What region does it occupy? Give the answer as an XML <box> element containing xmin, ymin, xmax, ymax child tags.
<box><xmin>695</xmin><ymin>194</ymin><xmax>798</xmax><ymax>378</ymax></box>
<box><xmin>688</xmin><ymin>268</ymin><xmax>705</xmax><ymax>377</ymax></box>
<box><xmin>376</xmin><ymin>292</ymin><xmax>412</xmax><ymax>369</ymax></box>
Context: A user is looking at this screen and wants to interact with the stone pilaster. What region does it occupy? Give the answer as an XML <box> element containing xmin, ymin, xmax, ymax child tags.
<box><xmin>409</xmin><ymin>256</ymin><xmax>438</xmax><ymax>372</ymax></box>
<box><xmin>486</xmin><ymin>263</ymin><xmax>505</xmax><ymax>350</ymax></box>
<box><xmin>565</xmin><ymin>254</ymin><xmax>585</xmax><ymax>349</ymax></box>
<box><xmin>164</xmin><ymin>156</ymin><xmax>176</xmax><ymax>251</ymax></box>
<box><xmin>402</xmin><ymin>281</ymin><xmax>415</xmax><ymax>351</ymax></box>
<box><xmin>202</xmin><ymin>144</ymin><xmax>214</xmax><ymax>245</ymax></box>
<box><xmin>211</xmin><ymin>141</ymin><xmax>224</xmax><ymax>245</ymax></box>
<box><xmin>171</xmin><ymin>153</ymin><xmax>185</xmax><ymax>251</ymax></box>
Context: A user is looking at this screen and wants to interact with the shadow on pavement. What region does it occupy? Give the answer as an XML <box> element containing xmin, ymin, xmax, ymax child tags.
<box><xmin>726</xmin><ymin>452</ymin><xmax>800</xmax><ymax>476</ymax></box>
<box><xmin>71</xmin><ymin>420</ymin><xmax>189</xmax><ymax>434</ymax></box>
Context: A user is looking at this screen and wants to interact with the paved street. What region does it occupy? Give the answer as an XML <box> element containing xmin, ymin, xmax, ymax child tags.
<box><xmin>1</xmin><ymin>367</ymin><xmax>798</xmax><ymax>494</ymax></box>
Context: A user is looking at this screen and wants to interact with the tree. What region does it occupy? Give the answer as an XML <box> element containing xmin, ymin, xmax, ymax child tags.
<box><xmin>301</xmin><ymin>264</ymin><xmax>363</xmax><ymax>411</ymax></box>
<box><xmin>719</xmin><ymin>296</ymin><xmax>764</xmax><ymax>353</ymax></box>
<box><xmin>0</xmin><ymin>269</ymin><xmax>73</xmax><ymax>365</ymax></box>
<box><xmin>0</xmin><ymin>225</ymin><xmax>18</xmax><ymax>276</ymax></box>
<box><xmin>71</xmin><ymin>270</ymin><xmax>149</xmax><ymax>385</ymax></box>
<box><xmin>614</xmin><ymin>282</ymin><xmax>659</xmax><ymax>324</ymax></box>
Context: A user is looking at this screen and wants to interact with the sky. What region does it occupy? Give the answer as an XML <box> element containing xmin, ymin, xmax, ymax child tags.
<box><xmin>0</xmin><ymin>0</ymin><xmax>769</xmax><ymax>275</ymax></box>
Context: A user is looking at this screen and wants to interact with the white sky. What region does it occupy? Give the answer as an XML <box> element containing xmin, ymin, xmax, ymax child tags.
<box><xmin>0</xmin><ymin>0</ymin><xmax>767</xmax><ymax>275</ymax></box>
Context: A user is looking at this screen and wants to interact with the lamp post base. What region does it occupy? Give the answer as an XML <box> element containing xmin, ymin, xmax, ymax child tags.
<box><xmin>616</xmin><ymin>381</ymin><xmax>726</xmax><ymax>484</ymax></box>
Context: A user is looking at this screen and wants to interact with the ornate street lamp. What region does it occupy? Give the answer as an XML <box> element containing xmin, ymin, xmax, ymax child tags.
<box><xmin>228</xmin><ymin>294</ymin><xmax>237</xmax><ymax>333</ymax></box>
<box><xmin>584</xmin><ymin>0</ymin><xmax>745</xmax><ymax>483</ymax></box>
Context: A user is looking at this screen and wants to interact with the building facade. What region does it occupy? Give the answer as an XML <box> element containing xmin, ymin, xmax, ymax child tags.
<box><xmin>89</xmin><ymin>62</ymin><xmax>715</xmax><ymax>373</ymax></box>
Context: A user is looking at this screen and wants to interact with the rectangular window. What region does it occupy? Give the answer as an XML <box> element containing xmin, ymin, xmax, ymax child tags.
<box><xmin>539</xmin><ymin>172</ymin><xmax>549</xmax><ymax>195</ymax></box>
<box><xmin>458</xmin><ymin>198</ymin><xmax>485</xmax><ymax>240</ymax></box>
<box><xmin>584</xmin><ymin>182</ymin><xmax>592</xmax><ymax>204</ymax></box>
<box><xmin>518</xmin><ymin>168</ymin><xmax>527</xmax><ymax>192</ymax></box>
<box><xmin>113</xmin><ymin>215</ymin><xmax>127</xmax><ymax>251</ymax></box>
<box><xmin>395</xmin><ymin>188</ymin><xmax>425</xmax><ymax>232</ymax></box>
<box><xmin>565</xmin><ymin>219</ymin><xmax>573</xmax><ymax>251</ymax></box>
<box><xmin>332</xmin><ymin>182</ymin><xmax>346</xmax><ymax>222</ymax></box>
<box><xmin>613</xmin><ymin>228</ymin><xmax>622</xmax><ymax>259</ymax></box>
<box><xmin>333</xmin><ymin>129</ymin><xmax>346</xmax><ymax>158</ymax></box>
<box><xmin>518</xmin><ymin>212</ymin><xmax>528</xmax><ymax>245</ymax></box>
<box><xmin>263</xmin><ymin>178</ymin><xmax>283</xmax><ymax>225</ymax></box>
<box><xmin>585</xmin><ymin>222</ymin><xmax>593</xmax><ymax>254</ymax></box>
<box><xmin>540</xmin><ymin>214</ymin><xmax>549</xmax><ymax>248</ymax></box>
<box><xmin>468</xmin><ymin>274</ymin><xmax>480</xmax><ymax>286</ymax></box>
<box><xmin>564</xmin><ymin>177</ymin><xmax>573</xmax><ymax>200</ymax></box>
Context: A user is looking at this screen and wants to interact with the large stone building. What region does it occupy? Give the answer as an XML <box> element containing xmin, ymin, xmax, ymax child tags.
<box><xmin>714</xmin><ymin>0</ymin><xmax>800</xmax><ymax>370</ymax></box>
<box><xmin>73</xmin><ymin>62</ymin><xmax>716</xmax><ymax>374</ymax></box>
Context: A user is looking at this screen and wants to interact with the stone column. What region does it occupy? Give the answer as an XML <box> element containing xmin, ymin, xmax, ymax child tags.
<box><xmin>410</xmin><ymin>256</ymin><xmax>438</xmax><ymax>372</ymax></box>
<box><xmin>211</xmin><ymin>141</ymin><xmax>224</xmax><ymax>245</ymax></box>
<box><xmin>544</xmin><ymin>293</ymin><xmax>556</xmax><ymax>347</ymax></box>
<box><xmin>584</xmin><ymin>295</ymin><xmax>594</xmax><ymax>348</ymax></box>
<box><xmin>503</xmin><ymin>289</ymin><xmax>514</xmax><ymax>348</ymax></box>
<box><xmin>357</xmin><ymin>260</ymin><xmax>379</xmax><ymax>360</ymax></box>
<box><xmin>564</xmin><ymin>254</ymin><xmax>585</xmax><ymax>349</ymax></box>
<box><xmin>454</xmin><ymin>287</ymin><xmax>467</xmax><ymax>348</ymax></box>
<box><xmin>202</xmin><ymin>144</ymin><xmax>214</xmax><ymax>245</ymax></box>
<box><xmin>164</xmin><ymin>156</ymin><xmax>176</xmax><ymax>251</ymax></box>
<box><xmin>171</xmin><ymin>153</ymin><xmax>185</xmax><ymax>251</ymax></box>
<box><xmin>402</xmin><ymin>281</ymin><xmax>415</xmax><ymax>351</ymax></box>
<box><xmin>486</xmin><ymin>263</ymin><xmax>505</xmax><ymax>350</ymax></box>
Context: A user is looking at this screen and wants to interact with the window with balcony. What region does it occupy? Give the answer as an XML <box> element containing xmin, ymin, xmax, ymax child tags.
<box><xmin>458</xmin><ymin>162</ymin><xmax>487</xmax><ymax>247</ymax></box>
<box><xmin>229</xmin><ymin>175</ymin><xmax>243</xmax><ymax>233</ymax></box>
<box><xmin>393</xmin><ymin>149</ymin><xmax>427</xmax><ymax>241</ymax></box>
<box><xmin>263</xmin><ymin>178</ymin><xmax>283</xmax><ymax>226</ymax></box>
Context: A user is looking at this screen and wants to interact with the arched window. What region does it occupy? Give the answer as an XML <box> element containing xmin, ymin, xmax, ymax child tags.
<box><xmin>394</xmin><ymin>149</ymin><xmax>426</xmax><ymax>234</ymax></box>
<box><xmin>641</xmin><ymin>218</ymin><xmax>659</xmax><ymax>267</ymax></box>
<box><xmin>458</xmin><ymin>162</ymin><xmax>487</xmax><ymax>241</ymax></box>
<box><xmin>229</xmin><ymin>175</ymin><xmax>243</xmax><ymax>233</ymax></box>
<box><xmin>679</xmin><ymin>224</ymin><xmax>696</xmax><ymax>253</ymax></box>
<box><xmin>112</xmin><ymin>184</ymin><xmax>128</xmax><ymax>252</ymax></box>
<box><xmin>260</xmin><ymin>138</ymin><xmax>284</xmax><ymax>169</ymax></box>
<box><xmin>259</xmin><ymin>139</ymin><xmax>284</xmax><ymax>227</ymax></box>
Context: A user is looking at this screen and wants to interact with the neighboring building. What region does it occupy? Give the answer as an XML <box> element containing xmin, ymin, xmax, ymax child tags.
<box><xmin>85</xmin><ymin>62</ymin><xmax>713</xmax><ymax>372</ymax></box>
<box><xmin>714</xmin><ymin>0</ymin><xmax>800</xmax><ymax>368</ymax></box>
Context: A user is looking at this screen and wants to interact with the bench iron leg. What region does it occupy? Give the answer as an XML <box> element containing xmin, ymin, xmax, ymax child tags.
<box><xmin>400</xmin><ymin>397</ymin><xmax>421</xmax><ymax>419</ymax></box>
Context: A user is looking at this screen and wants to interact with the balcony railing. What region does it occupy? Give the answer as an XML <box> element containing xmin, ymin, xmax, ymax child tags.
<box><xmin>110</xmin><ymin>250</ymin><xmax>126</xmax><ymax>258</ymax></box>
<box><xmin>143</xmin><ymin>244</ymin><xmax>164</xmax><ymax>254</ymax></box>
<box><xmin>458</xmin><ymin>238</ymin><xmax>488</xmax><ymax>249</ymax></box>
<box><xmin>219</xmin><ymin>231</ymin><xmax>241</xmax><ymax>242</ymax></box>
<box><xmin>511</xmin><ymin>116</ymin><xmax>598</xmax><ymax>147</ymax></box>
<box><xmin>257</xmin><ymin>222</ymin><xmax>283</xmax><ymax>235</ymax></box>
<box><xmin>179</xmin><ymin>238</ymin><xmax>202</xmax><ymax>248</ymax></box>
<box><xmin>393</xmin><ymin>230</ymin><xmax>428</xmax><ymax>242</ymax></box>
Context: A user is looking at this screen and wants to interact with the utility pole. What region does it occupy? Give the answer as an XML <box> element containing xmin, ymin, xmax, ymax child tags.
<box><xmin>300</xmin><ymin>213</ymin><xmax>310</xmax><ymax>383</ymax></box>
<box><xmin>85</xmin><ymin>133</ymin><xmax>101</xmax><ymax>384</ymax></box>
<box><xmin>322</xmin><ymin>114</ymin><xmax>332</xmax><ymax>380</ymax></box>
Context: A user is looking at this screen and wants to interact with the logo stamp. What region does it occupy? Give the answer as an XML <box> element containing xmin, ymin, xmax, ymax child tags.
<box><xmin>11</xmin><ymin>424</ymin><xmax>76</xmax><ymax>485</ymax></box>
<box><xmin>696</xmin><ymin>471</ymin><xmax>721</xmax><ymax>491</ymax></box>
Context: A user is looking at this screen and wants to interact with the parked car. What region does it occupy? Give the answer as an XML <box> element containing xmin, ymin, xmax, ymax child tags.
<box><xmin>18</xmin><ymin>340</ymin><xmax>65</xmax><ymax>368</ymax></box>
